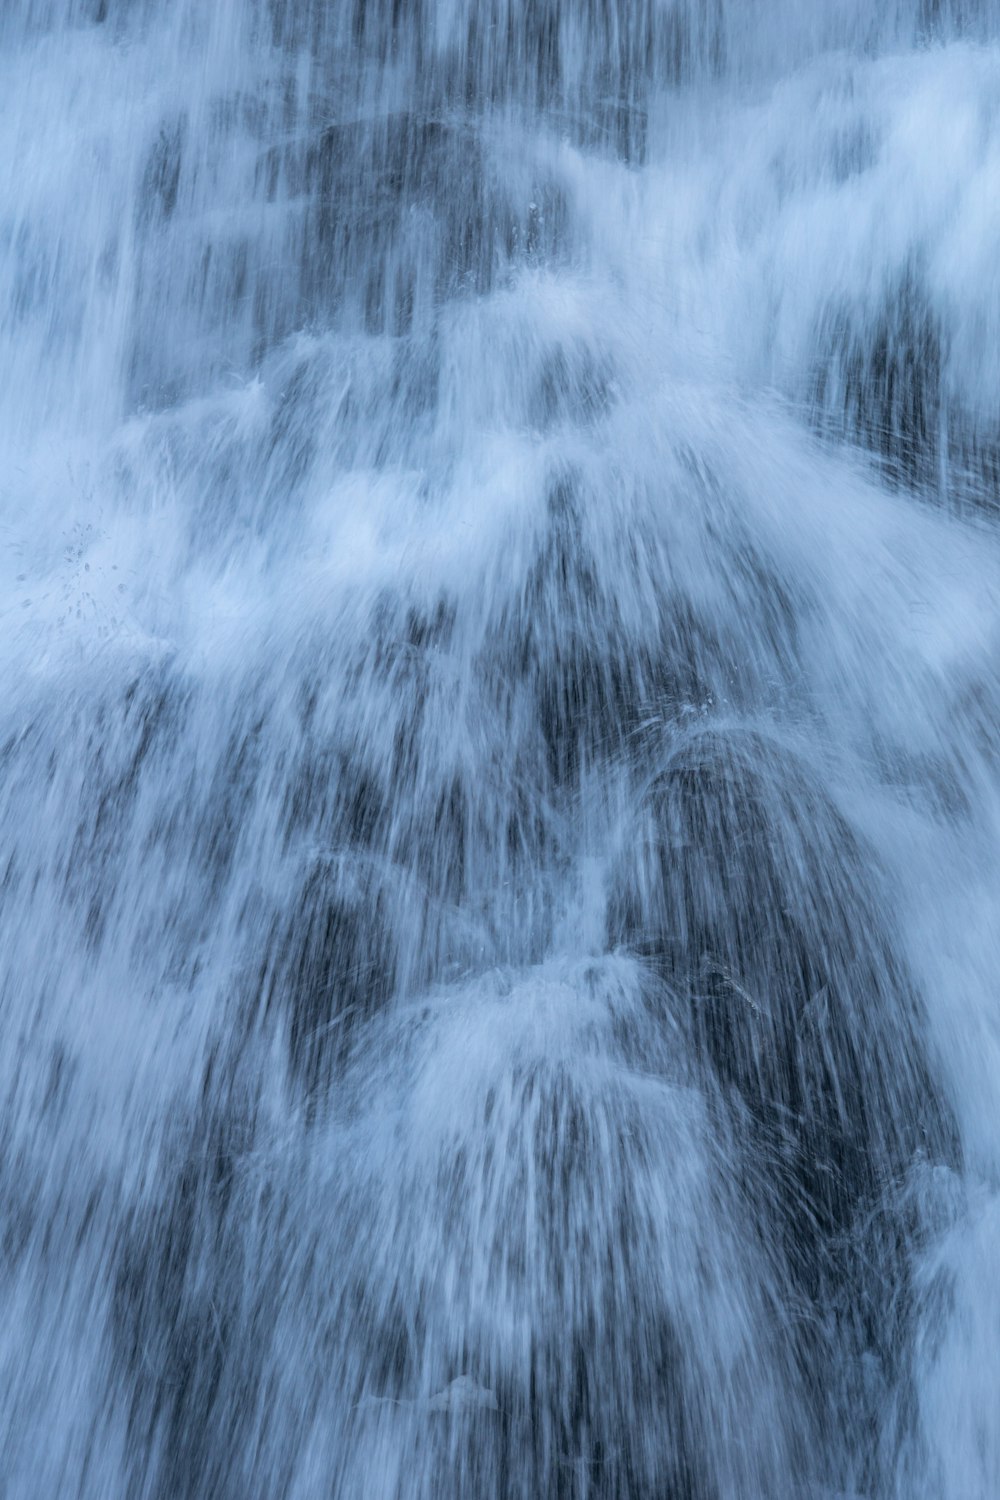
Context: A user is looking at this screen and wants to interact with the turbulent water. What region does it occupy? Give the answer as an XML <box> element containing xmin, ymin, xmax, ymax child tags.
<box><xmin>4</xmin><ymin>2</ymin><xmax>1000</xmax><ymax>1496</ymax></box>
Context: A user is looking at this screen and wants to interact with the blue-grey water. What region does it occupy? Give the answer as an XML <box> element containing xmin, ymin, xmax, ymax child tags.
<box><xmin>2</xmin><ymin>3</ymin><xmax>999</xmax><ymax>1496</ymax></box>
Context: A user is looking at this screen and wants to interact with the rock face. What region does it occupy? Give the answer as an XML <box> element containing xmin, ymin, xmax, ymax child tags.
<box><xmin>812</xmin><ymin>268</ymin><xmax>1000</xmax><ymax>511</ymax></box>
<box><xmin>608</xmin><ymin>726</ymin><xmax>960</xmax><ymax>1478</ymax></box>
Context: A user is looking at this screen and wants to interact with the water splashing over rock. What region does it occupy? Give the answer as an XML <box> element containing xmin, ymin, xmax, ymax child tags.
<box><xmin>1</xmin><ymin>2</ymin><xmax>999</xmax><ymax>1496</ymax></box>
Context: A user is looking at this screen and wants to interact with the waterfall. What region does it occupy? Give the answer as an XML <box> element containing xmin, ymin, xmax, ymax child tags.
<box><xmin>2</xmin><ymin>2</ymin><xmax>1000</xmax><ymax>1495</ymax></box>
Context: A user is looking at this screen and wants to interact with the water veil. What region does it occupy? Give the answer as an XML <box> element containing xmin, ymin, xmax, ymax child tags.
<box><xmin>2</xmin><ymin>1</ymin><xmax>1000</xmax><ymax>1496</ymax></box>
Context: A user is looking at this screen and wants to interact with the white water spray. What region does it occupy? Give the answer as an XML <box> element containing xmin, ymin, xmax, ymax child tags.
<box><xmin>2</xmin><ymin>3</ymin><xmax>1000</xmax><ymax>1496</ymax></box>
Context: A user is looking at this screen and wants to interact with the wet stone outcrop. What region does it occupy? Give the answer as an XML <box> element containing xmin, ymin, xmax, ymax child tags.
<box><xmin>812</xmin><ymin>267</ymin><xmax>1000</xmax><ymax>511</ymax></box>
<box><xmin>607</xmin><ymin>726</ymin><xmax>960</xmax><ymax>1482</ymax></box>
<box><xmin>257</xmin><ymin>112</ymin><xmax>570</xmax><ymax>339</ymax></box>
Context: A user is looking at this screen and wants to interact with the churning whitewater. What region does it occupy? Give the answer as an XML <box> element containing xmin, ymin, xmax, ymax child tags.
<box><xmin>2</xmin><ymin>1</ymin><xmax>1000</xmax><ymax>1496</ymax></box>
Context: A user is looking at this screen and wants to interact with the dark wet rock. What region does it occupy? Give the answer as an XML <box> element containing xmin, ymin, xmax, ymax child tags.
<box><xmin>476</xmin><ymin>471</ymin><xmax>801</xmax><ymax>798</ymax></box>
<box><xmin>112</xmin><ymin>1050</ymin><xmax>268</xmax><ymax>1500</ymax></box>
<box><xmin>813</xmin><ymin>267</ymin><xmax>945</xmax><ymax>494</ymax></box>
<box><xmin>281</xmin><ymin>734</ymin><xmax>387</xmax><ymax>854</ymax></box>
<box><xmin>812</xmin><ymin>265</ymin><xmax>1000</xmax><ymax>511</ymax></box>
<box><xmin>382</xmin><ymin>0</ymin><xmax>750</xmax><ymax>152</ymax></box>
<box><xmin>341</xmin><ymin>0</ymin><xmax>727</xmax><ymax>161</ymax></box>
<box><xmin>128</xmin><ymin>95</ymin><xmax>571</xmax><ymax>406</ymax></box>
<box><xmin>261</xmin><ymin>111</ymin><xmax>570</xmax><ymax>336</ymax></box>
<box><xmin>476</xmin><ymin>476</ymin><xmax>672</xmax><ymax>790</ymax></box>
<box><xmin>607</xmin><ymin>726</ymin><xmax>960</xmax><ymax>1479</ymax></box>
<box><xmin>138</xmin><ymin>116</ymin><xmax>187</xmax><ymax>224</ymax></box>
<box><xmin>916</xmin><ymin>0</ymin><xmax>990</xmax><ymax>40</ymax></box>
<box><xmin>57</xmin><ymin>668</ymin><xmax>191</xmax><ymax>950</ymax></box>
<box><xmin>609</xmin><ymin>727</ymin><xmax>956</xmax><ymax>1227</ymax></box>
<box><xmin>260</xmin><ymin>852</ymin><xmax>398</xmax><ymax>1102</ymax></box>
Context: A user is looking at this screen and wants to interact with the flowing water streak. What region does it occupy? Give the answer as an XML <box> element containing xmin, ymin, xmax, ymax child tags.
<box><xmin>2</xmin><ymin>2</ymin><xmax>1000</xmax><ymax>1496</ymax></box>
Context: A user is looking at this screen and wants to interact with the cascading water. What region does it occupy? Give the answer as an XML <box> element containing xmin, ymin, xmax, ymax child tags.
<box><xmin>2</xmin><ymin>2</ymin><xmax>1000</xmax><ymax>1496</ymax></box>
